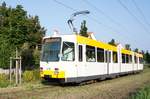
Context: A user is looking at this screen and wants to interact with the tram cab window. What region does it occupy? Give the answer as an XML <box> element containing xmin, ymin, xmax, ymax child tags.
<box><xmin>78</xmin><ymin>45</ymin><xmax>83</xmax><ymax>62</ymax></box>
<box><xmin>61</xmin><ymin>42</ymin><xmax>75</xmax><ymax>61</ymax></box>
<box><xmin>41</xmin><ymin>38</ymin><xmax>61</xmax><ymax>62</ymax></box>
<box><xmin>97</xmin><ymin>48</ymin><xmax>104</xmax><ymax>62</ymax></box>
<box><xmin>86</xmin><ymin>45</ymin><xmax>96</xmax><ymax>62</ymax></box>
<box><xmin>122</xmin><ymin>54</ymin><xmax>126</xmax><ymax>63</ymax></box>
<box><xmin>113</xmin><ymin>51</ymin><xmax>118</xmax><ymax>63</ymax></box>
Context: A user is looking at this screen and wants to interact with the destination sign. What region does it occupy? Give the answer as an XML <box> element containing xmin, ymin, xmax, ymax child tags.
<box><xmin>43</xmin><ymin>37</ymin><xmax>61</xmax><ymax>43</ymax></box>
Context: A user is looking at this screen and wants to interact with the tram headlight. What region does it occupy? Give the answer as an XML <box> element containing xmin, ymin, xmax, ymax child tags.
<box><xmin>54</xmin><ymin>68</ymin><xmax>59</xmax><ymax>75</ymax></box>
<box><xmin>40</xmin><ymin>67</ymin><xmax>43</xmax><ymax>74</ymax></box>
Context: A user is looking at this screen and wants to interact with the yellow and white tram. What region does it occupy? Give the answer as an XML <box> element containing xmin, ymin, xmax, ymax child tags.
<box><xmin>40</xmin><ymin>34</ymin><xmax>143</xmax><ymax>83</ymax></box>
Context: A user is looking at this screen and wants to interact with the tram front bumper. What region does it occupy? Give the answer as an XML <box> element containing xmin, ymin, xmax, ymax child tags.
<box><xmin>40</xmin><ymin>70</ymin><xmax>65</xmax><ymax>79</ymax></box>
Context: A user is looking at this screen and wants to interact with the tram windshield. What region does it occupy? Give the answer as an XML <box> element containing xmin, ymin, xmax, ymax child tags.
<box><xmin>41</xmin><ymin>38</ymin><xmax>61</xmax><ymax>62</ymax></box>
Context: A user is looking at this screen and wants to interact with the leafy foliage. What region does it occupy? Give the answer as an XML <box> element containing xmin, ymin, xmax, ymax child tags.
<box><xmin>0</xmin><ymin>2</ymin><xmax>46</xmax><ymax>68</ymax></box>
<box><xmin>23</xmin><ymin>69</ymin><xmax>40</xmax><ymax>82</ymax></box>
<box><xmin>0</xmin><ymin>39</ymin><xmax>15</xmax><ymax>68</ymax></box>
<box><xmin>0</xmin><ymin>73</ymin><xmax>9</xmax><ymax>88</ymax></box>
<box><xmin>108</xmin><ymin>39</ymin><xmax>117</xmax><ymax>46</ymax></box>
<box><xmin>79</xmin><ymin>20</ymin><xmax>88</xmax><ymax>37</ymax></box>
<box><xmin>125</xmin><ymin>44</ymin><xmax>131</xmax><ymax>50</ymax></box>
<box><xmin>134</xmin><ymin>48</ymin><xmax>139</xmax><ymax>52</ymax></box>
<box><xmin>144</xmin><ymin>51</ymin><xmax>150</xmax><ymax>64</ymax></box>
<box><xmin>33</xmin><ymin>49</ymin><xmax>41</xmax><ymax>69</ymax></box>
<box><xmin>23</xmin><ymin>70</ymin><xmax>34</xmax><ymax>82</ymax></box>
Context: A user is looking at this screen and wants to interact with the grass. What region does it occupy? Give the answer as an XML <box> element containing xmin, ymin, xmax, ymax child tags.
<box><xmin>130</xmin><ymin>65</ymin><xmax>150</xmax><ymax>99</ymax></box>
<box><xmin>0</xmin><ymin>69</ymin><xmax>40</xmax><ymax>88</ymax></box>
<box><xmin>130</xmin><ymin>84</ymin><xmax>150</xmax><ymax>99</ymax></box>
<box><xmin>0</xmin><ymin>66</ymin><xmax>150</xmax><ymax>99</ymax></box>
<box><xmin>1</xmin><ymin>68</ymin><xmax>150</xmax><ymax>99</ymax></box>
<box><xmin>0</xmin><ymin>74</ymin><xmax>9</xmax><ymax>88</ymax></box>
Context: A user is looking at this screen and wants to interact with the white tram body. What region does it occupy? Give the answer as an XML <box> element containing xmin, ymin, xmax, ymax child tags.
<box><xmin>40</xmin><ymin>34</ymin><xmax>143</xmax><ymax>83</ymax></box>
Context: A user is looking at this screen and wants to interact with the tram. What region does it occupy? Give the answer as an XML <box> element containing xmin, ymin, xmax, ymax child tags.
<box><xmin>40</xmin><ymin>33</ymin><xmax>143</xmax><ymax>83</ymax></box>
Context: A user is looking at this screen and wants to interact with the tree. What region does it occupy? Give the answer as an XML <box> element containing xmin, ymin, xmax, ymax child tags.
<box><xmin>0</xmin><ymin>2</ymin><xmax>46</xmax><ymax>68</ymax></box>
<box><xmin>2</xmin><ymin>2</ymin><xmax>6</xmax><ymax>8</ymax></box>
<box><xmin>0</xmin><ymin>38</ymin><xmax>15</xmax><ymax>68</ymax></box>
<box><xmin>125</xmin><ymin>44</ymin><xmax>131</xmax><ymax>50</ymax></box>
<box><xmin>134</xmin><ymin>48</ymin><xmax>139</xmax><ymax>52</ymax></box>
<box><xmin>141</xmin><ymin>50</ymin><xmax>145</xmax><ymax>55</ymax></box>
<box><xmin>79</xmin><ymin>20</ymin><xmax>88</xmax><ymax>37</ymax></box>
<box><xmin>145</xmin><ymin>51</ymin><xmax>150</xmax><ymax>64</ymax></box>
<box><xmin>108</xmin><ymin>39</ymin><xmax>116</xmax><ymax>46</ymax></box>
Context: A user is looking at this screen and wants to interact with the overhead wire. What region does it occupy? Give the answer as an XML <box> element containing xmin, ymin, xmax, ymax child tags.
<box><xmin>132</xmin><ymin>0</ymin><xmax>150</xmax><ymax>27</ymax></box>
<box><xmin>82</xmin><ymin>0</ymin><xmax>129</xmax><ymax>32</ymax></box>
<box><xmin>53</xmin><ymin>0</ymin><xmax>121</xmax><ymax>34</ymax></box>
<box><xmin>53</xmin><ymin>0</ymin><xmax>77</xmax><ymax>11</ymax></box>
<box><xmin>53</xmin><ymin>0</ymin><xmax>144</xmax><ymax>50</ymax></box>
<box><xmin>117</xmin><ymin>0</ymin><xmax>150</xmax><ymax>34</ymax></box>
<box><xmin>88</xmin><ymin>15</ymin><xmax>121</xmax><ymax>33</ymax></box>
<box><xmin>81</xmin><ymin>0</ymin><xmax>144</xmax><ymax>48</ymax></box>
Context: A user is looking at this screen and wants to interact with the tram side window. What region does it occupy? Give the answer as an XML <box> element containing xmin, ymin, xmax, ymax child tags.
<box><xmin>139</xmin><ymin>57</ymin><xmax>143</xmax><ymax>64</ymax></box>
<box><xmin>134</xmin><ymin>56</ymin><xmax>137</xmax><ymax>63</ymax></box>
<box><xmin>126</xmin><ymin>54</ymin><xmax>129</xmax><ymax>63</ymax></box>
<box><xmin>129</xmin><ymin>55</ymin><xmax>132</xmax><ymax>63</ymax></box>
<box><xmin>105</xmin><ymin>51</ymin><xmax>107</xmax><ymax>62</ymax></box>
<box><xmin>105</xmin><ymin>51</ymin><xmax>111</xmax><ymax>63</ymax></box>
<box><xmin>62</xmin><ymin>42</ymin><xmax>75</xmax><ymax>61</ymax></box>
<box><xmin>78</xmin><ymin>45</ymin><xmax>83</xmax><ymax>62</ymax></box>
<box><xmin>122</xmin><ymin>54</ymin><xmax>126</xmax><ymax>63</ymax></box>
<box><xmin>86</xmin><ymin>45</ymin><xmax>96</xmax><ymax>62</ymax></box>
<box><xmin>113</xmin><ymin>51</ymin><xmax>118</xmax><ymax>63</ymax></box>
<box><xmin>97</xmin><ymin>48</ymin><xmax>104</xmax><ymax>62</ymax></box>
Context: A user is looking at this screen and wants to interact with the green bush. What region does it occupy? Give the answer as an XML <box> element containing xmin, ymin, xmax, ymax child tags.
<box><xmin>33</xmin><ymin>69</ymin><xmax>40</xmax><ymax>80</ymax></box>
<box><xmin>23</xmin><ymin>70</ymin><xmax>34</xmax><ymax>82</ymax></box>
<box><xmin>0</xmin><ymin>74</ymin><xmax>9</xmax><ymax>88</ymax></box>
<box><xmin>21</xmin><ymin>48</ymin><xmax>40</xmax><ymax>70</ymax></box>
<box><xmin>21</xmin><ymin>49</ymin><xmax>34</xmax><ymax>70</ymax></box>
<box><xmin>33</xmin><ymin>49</ymin><xmax>40</xmax><ymax>69</ymax></box>
<box><xmin>23</xmin><ymin>69</ymin><xmax>40</xmax><ymax>82</ymax></box>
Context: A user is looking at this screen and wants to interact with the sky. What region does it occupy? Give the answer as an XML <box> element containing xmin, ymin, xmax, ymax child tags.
<box><xmin>1</xmin><ymin>0</ymin><xmax>150</xmax><ymax>52</ymax></box>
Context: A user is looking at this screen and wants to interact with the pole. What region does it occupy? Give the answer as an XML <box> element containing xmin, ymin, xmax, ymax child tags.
<box><xmin>10</xmin><ymin>57</ymin><xmax>12</xmax><ymax>83</ymax></box>
<box><xmin>19</xmin><ymin>56</ymin><xmax>22</xmax><ymax>84</ymax></box>
<box><xmin>16</xmin><ymin>47</ymin><xmax>18</xmax><ymax>85</ymax></box>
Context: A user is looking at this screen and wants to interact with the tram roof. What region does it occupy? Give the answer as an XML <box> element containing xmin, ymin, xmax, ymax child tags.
<box><xmin>43</xmin><ymin>34</ymin><xmax>143</xmax><ymax>58</ymax></box>
<box><xmin>76</xmin><ymin>35</ymin><xmax>143</xmax><ymax>58</ymax></box>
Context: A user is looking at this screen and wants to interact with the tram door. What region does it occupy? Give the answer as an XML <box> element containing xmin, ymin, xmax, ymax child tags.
<box><xmin>134</xmin><ymin>55</ymin><xmax>138</xmax><ymax>71</ymax></box>
<box><xmin>76</xmin><ymin>45</ymin><xmax>85</xmax><ymax>81</ymax></box>
<box><xmin>105</xmin><ymin>50</ymin><xmax>111</xmax><ymax>74</ymax></box>
<box><xmin>137</xmin><ymin>57</ymin><xmax>139</xmax><ymax>70</ymax></box>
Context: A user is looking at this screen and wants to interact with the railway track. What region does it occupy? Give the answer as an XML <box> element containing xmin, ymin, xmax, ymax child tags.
<box><xmin>0</xmin><ymin>68</ymin><xmax>150</xmax><ymax>99</ymax></box>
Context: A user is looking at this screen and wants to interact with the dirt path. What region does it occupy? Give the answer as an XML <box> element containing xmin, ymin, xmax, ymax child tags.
<box><xmin>0</xmin><ymin>68</ymin><xmax>150</xmax><ymax>99</ymax></box>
